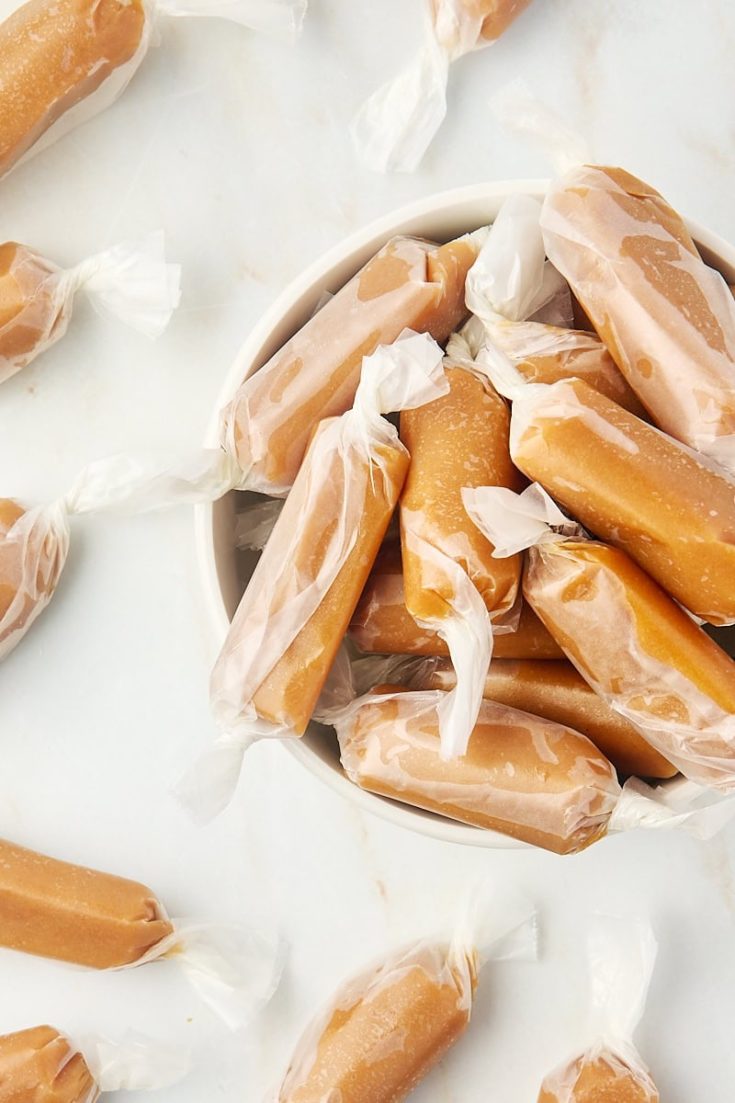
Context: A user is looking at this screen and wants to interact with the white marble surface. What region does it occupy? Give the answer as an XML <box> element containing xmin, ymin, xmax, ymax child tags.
<box><xmin>1</xmin><ymin>0</ymin><xmax>735</xmax><ymax>1098</ymax></box>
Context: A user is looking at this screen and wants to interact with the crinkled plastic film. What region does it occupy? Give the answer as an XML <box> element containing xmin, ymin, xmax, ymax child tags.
<box><xmin>349</xmin><ymin>540</ymin><xmax>564</xmax><ymax>660</ymax></box>
<box><xmin>0</xmin><ymin>500</ymin><xmax>69</xmax><ymax>662</ymax></box>
<box><xmin>538</xmin><ymin>917</ymin><xmax>659</xmax><ymax>1102</ymax></box>
<box><xmin>541</xmin><ymin>164</ymin><xmax>735</xmax><ymax>472</ymax></box>
<box><xmin>333</xmin><ymin>687</ymin><xmax>620</xmax><ymax>854</ymax></box>
<box><xmin>350</xmin><ymin>0</ymin><xmax>534</xmax><ymax>172</ymax></box>
<box><xmin>507</xmin><ymin>375</ymin><xmax>735</xmax><ymax>625</ymax></box>
<box><xmin>0</xmin><ymin>0</ymin><xmax>306</xmax><ymax>180</ymax></box>
<box><xmin>221</xmin><ymin>233</ymin><xmax>479</xmax><ymax>495</ymax></box>
<box><xmin>276</xmin><ymin>887</ymin><xmax>535</xmax><ymax>1103</ymax></box>
<box><xmin>0</xmin><ymin>234</ymin><xmax>180</xmax><ymax>381</ymax></box>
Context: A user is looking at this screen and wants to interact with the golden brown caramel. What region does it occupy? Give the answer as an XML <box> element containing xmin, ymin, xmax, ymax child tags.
<box><xmin>525</xmin><ymin>540</ymin><xmax>735</xmax><ymax>790</ymax></box>
<box><xmin>0</xmin><ymin>838</ymin><xmax>173</xmax><ymax>970</ymax></box>
<box><xmin>337</xmin><ymin>688</ymin><xmax>619</xmax><ymax>853</ymax></box>
<box><xmin>511</xmin><ymin>376</ymin><xmax>735</xmax><ymax>624</ymax></box>
<box><xmin>541</xmin><ymin>164</ymin><xmax>735</xmax><ymax>463</ymax></box>
<box><xmin>223</xmin><ymin>235</ymin><xmax>478</xmax><ymax>495</ymax></box>
<box><xmin>212</xmin><ymin>424</ymin><xmax>408</xmax><ymax>736</ymax></box>
<box><xmin>0</xmin><ymin>0</ymin><xmax>146</xmax><ymax>178</ymax></box>
<box><xmin>0</xmin><ymin>242</ymin><xmax>68</xmax><ymax>370</ymax></box>
<box><xmin>538</xmin><ymin>1049</ymin><xmax>659</xmax><ymax>1103</ymax></box>
<box><xmin>421</xmin><ymin>659</ymin><xmax>676</xmax><ymax>779</ymax></box>
<box><xmin>431</xmin><ymin>0</ymin><xmax>534</xmax><ymax>46</ymax></box>
<box><xmin>0</xmin><ymin>1026</ymin><xmax>98</xmax><ymax>1103</ymax></box>
<box><xmin>278</xmin><ymin>943</ymin><xmax>475</xmax><ymax>1103</ymax></box>
<box><xmin>0</xmin><ymin>498</ymin><xmax>68</xmax><ymax>659</ymax></box>
<box><xmin>400</xmin><ymin>365</ymin><xmax>522</xmax><ymax>624</ymax></box>
<box><xmin>350</xmin><ymin>542</ymin><xmax>564</xmax><ymax>658</ymax></box>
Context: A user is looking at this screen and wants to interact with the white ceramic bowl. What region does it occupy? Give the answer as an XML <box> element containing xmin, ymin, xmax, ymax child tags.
<box><xmin>195</xmin><ymin>181</ymin><xmax>735</xmax><ymax>849</ymax></box>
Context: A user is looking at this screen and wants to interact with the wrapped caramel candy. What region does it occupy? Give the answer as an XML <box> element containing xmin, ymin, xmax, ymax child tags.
<box><xmin>541</xmin><ymin>165</ymin><xmax>735</xmax><ymax>472</ymax></box>
<box><xmin>465</xmin><ymin>483</ymin><xmax>735</xmax><ymax>793</ymax></box>
<box><xmin>349</xmin><ymin>540</ymin><xmax>564</xmax><ymax>659</ymax></box>
<box><xmin>451</xmin><ymin>193</ymin><xmax>645</xmax><ymax>415</ymax></box>
<box><xmin>351</xmin><ymin>1</ymin><xmax>535</xmax><ymax>172</ymax></box>
<box><xmin>0</xmin><ymin>0</ymin><xmax>305</xmax><ymax>179</ymax></box>
<box><xmin>480</xmin><ymin>344</ymin><xmax>735</xmax><ymax>625</ymax></box>
<box><xmin>324</xmin><ymin>679</ymin><xmax>731</xmax><ymax>851</ymax></box>
<box><xmin>400</xmin><ymin>362</ymin><xmax>523</xmax><ymax>756</ymax></box>
<box><xmin>538</xmin><ymin>917</ymin><xmax>660</xmax><ymax>1103</ymax></box>
<box><xmin>0</xmin><ymin>233</ymin><xmax>180</xmax><ymax>383</ymax></box>
<box><xmin>418</xmin><ymin>658</ymin><xmax>676</xmax><ymax>779</ymax></box>
<box><xmin>178</xmin><ymin>332</ymin><xmax>448</xmax><ymax>820</ymax></box>
<box><xmin>277</xmin><ymin>889</ymin><xmax>536</xmax><ymax>1102</ymax></box>
<box><xmin>0</xmin><ymin>836</ymin><xmax>282</xmax><ymax>1029</ymax></box>
<box><xmin>222</xmin><ymin>232</ymin><xmax>480</xmax><ymax>495</ymax></box>
<box><xmin>0</xmin><ymin>1025</ymin><xmax>187</xmax><ymax>1102</ymax></box>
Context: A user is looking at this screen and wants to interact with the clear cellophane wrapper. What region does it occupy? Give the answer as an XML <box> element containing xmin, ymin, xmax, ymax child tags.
<box><xmin>2</xmin><ymin>0</ymin><xmax>305</xmax><ymax>180</ymax></box>
<box><xmin>463</xmin><ymin>482</ymin><xmax>735</xmax><ymax>798</ymax></box>
<box><xmin>0</xmin><ymin>233</ymin><xmax>181</xmax><ymax>382</ymax></box>
<box><xmin>538</xmin><ymin>916</ymin><xmax>659</xmax><ymax>1102</ymax></box>
<box><xmin>176</xmin><ymin>331</ymin><xmax>448</xmax><ymax>821</ymax></box>
<box><xmin>540</xmin><ymin>163</ymin><xmax>735</xmax><ymax>472</ymax></box>
<box><xmin>350</xmin><ymin>0</ymin><xmax>534</xmax><ymax>172</ymax></box>
<box><xmin>275</xmin><ymin>885</ymin><xmax>535</xmax><ymax>1101</ymax></box>
<box><xmin>220</xmin><ymin>231</ymin><xmax>481</xmax><ymax>496</ymax></box>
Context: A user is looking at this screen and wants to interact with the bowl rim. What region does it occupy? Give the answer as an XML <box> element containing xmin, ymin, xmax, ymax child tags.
<box><xmin>194</xmin><ymin>178</ymin><xmax>735</xmax><ymax>851</ymax></box>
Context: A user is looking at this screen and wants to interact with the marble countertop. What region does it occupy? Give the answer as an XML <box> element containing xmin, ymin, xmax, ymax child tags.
<box><xmin>0</xmin><ymin>0</ymin><xmax>734</xmax><ymax>1098</ymax></box>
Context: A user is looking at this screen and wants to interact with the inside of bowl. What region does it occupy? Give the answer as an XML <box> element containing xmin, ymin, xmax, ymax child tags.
<box><xmin>210</xmin><ymin>213</ymin><xmax>735</xmax><ymax>843</ymax></box>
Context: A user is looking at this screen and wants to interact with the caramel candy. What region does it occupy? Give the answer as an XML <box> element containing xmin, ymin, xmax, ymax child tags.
<box><xmin>0</xmin><ymin>837</ymin><xmax>173</xmax><ymax>969</ymax></box>
<box><xmin>525</xmin><ymin>539</ymin><xmax>735</xmax><ymax>791</ymax></box>
<box><xmin>510</xmin><ymin>375</ymin><xmax>735</xmax><ymax>624</ymax></box>
<box><xmin>0</xmin><ymin>1026</ymin><xmax>98</xmax><ymax>1103</ymax></box>
<box><xmin>538</xmin><ymin>1050</ymin><xmax>659</xmax><ymax>1103</ymax></box>
<box><xmin>541</xmin><ymin>164</ymin><xmax>735</xmax><ymax>467</ymax></box>
<box><xmin>350</xmin><ymin>542</ymin><xmax>564</xmax><ymax>659</ymax></box>
<box><xmin>210</xmin><ymin>334</ymin><xmax>444</xmax><ymax>754</ymax></box>
<box><xmin>222</xmin><ymin>234</ymin><xmax>478</xmax><ymax>495</ymax></box>
<box><xmin>421</xmin><ymin>659</ymin><xmax>676</xmax><ymax>779</ymax></box>
<box><xmin>336</xmin><ymin>688</ymin><xmax>620</xmax><ymax>854</ymax></box>
<box><xmin>400</xmin><ymin>364</ymin><xmax>522</xmax><ymax>623</ymax></box>
<box><xmin>431</xmin><ymin>0</ymin><xmax>534</xmax><ymax>47</ymax></box>
<box><xmin>277</xmin><ymin>941</ymin><xmax>475</xmax><ymax>1103</ymax></box>
<box><xmin>0</xmin><ymin>0</ymin><xmax>146</xmax><ymax>178</ymax></box>
<box><xmin>0</xmin><ymin>499</ymin><xmax>68</xmax><ymax>661</ymax></box>
<box><xmin>490</xmin><ymin>320</ymin><xmax>647</xmax><ymax>416</ymax></box>
<box><xmin>0</xmin><ymin>243</ymin><xmax>66</xmax><ymax>375</ymax></box>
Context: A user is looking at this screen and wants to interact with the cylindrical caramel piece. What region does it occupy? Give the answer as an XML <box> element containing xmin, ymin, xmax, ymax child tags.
<box><xmin>490</xmin><ymin>320</ymin><xmax>647</xmax><ymax>416</ymax></box>
<box><xmin>525</xmin><ymin>540</ymin><xmax>735</xmax><ymax>791</ymax></box>
<box><xmin>0</xmin><ymin>243</ymin><xmax>69</xmax><ymax>377</ymax></box>
<box><xmin>510</xmin><ymin>375</ymin><xmax>735</xmax><ymax>624</ymax></box>
<box><xmin>421</xmin><ymin>659</ymin><xmax>676</xmax><ymax>779</ymax></box>
<box><xmin>400</xmin><ymin>364</ymin><xmax>523</xmax><ymax>623</ymax></box>
<box><xmin>277</xmin><ymin>941</ymin><xmax>475</xmax><ymax>1103</ymax></box>
<box><xmin>0</xmin><ymin>1026</ymin><xmax>98</xmax><ymax>1103</ymax></box>
<box><xmin>538</xmin><ymin>1049</ymin><xmax>659</xmax><ymax>1103</ymax></box>
<box><xmin>335</xmin><ymin>688</ymin><xmax>620</xmax><ymax>854</ymax></box>
<box><xmin>431</xmin><ymin>0</ymin><xmax>534</xmax><ymax>48</ymax></box>
<box><xmin>223</xmin><ymin>234</ymin><xmax>478</xmax><ymax>495</ymax></box>
<box><xmin>0</xmin><ymin>838</ymin><xmax>173</xmax><ymax>970</ymax></box>
<box><xmin>349</xmin><ymin>542</ymin><xmax>564</xmax><ymax>658</ymax></box>
<box><xmin>0</xmin><ymin>499</ymin><xmax>69</xmax><ymax>661</ymax></box>
<box><xmin>541</xmin><ymin>164</ymin><xmax>735</xmax><ymax>465</ymax></box>
<box><xmin>0</xmin><ymin>0</ymin><xmax>147</xmax><ymax>178</ymax></box>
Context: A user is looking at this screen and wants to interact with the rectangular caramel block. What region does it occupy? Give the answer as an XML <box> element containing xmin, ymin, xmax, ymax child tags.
<box><xmin>525</xmin><ymin>540</ymin><xmax>735</xmax><ymax>791</ymax></box>
<box><xmin>0</xmin><ymin>0</ymin><xmax>146</xmax><ymax>178</ymax></box>
<box><xmin>511</xmin><ymin>376</ymin><xmax>735</xmax><ymax>624</ymax></box>
<box><xmin>0</xmin><ymin>837</ymin><xmax>173</xmax><ymax>969</ymax></box>
<box><xmin>221</xmin><ymin>234</ymin><xmax>478</xmax><ymax>495</ymax></box>
<box><xmin>0</xmin><ymin>1026</ymin><xmax>98</xmax><ymax>1103</ymax></box>
<box><xmin>349</xmin><ymin>541</ymin><xmax>564</xmax><ymax>659</ymax></box>
<box><xmin>337</xmin><ymin>689</ymin><xmax>620</xmax><ymax>854</ymax></box>
<box><xmin>541</xmin><ymin>164</ymin><xmax>735</xmax><ymax>463</ymax></box>
<box><xmin>212</xmin><ymin>424</ymin><xmax>409</xmax><ymax>736</ymax></box>
<box><xmin>400</xmin><ymin>364</ymin><xmax>522</xmax><ymax>624</ymax></box>
<box><xmin>278</xmin><ymin>942</ymin><xmax>474</xmax><ymax>1103</ymax></box>
<box><xmin>421</xmin><ymin>659</ymin><xmax>676</xmax><ymax>779</ymax></box>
